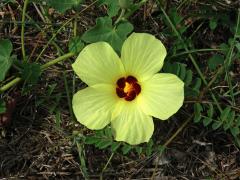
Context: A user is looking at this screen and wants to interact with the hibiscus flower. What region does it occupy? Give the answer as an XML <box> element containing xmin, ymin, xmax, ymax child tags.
<box><xmin>72</xmin><ymin>33</ymin><xmax>184</xmax><ymax>145</ymax></box>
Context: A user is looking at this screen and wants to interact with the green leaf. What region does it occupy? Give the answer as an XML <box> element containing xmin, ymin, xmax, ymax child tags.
<box><xmin>228</xmin><ymin>111</ymin><xmax>235</xmax><ymax>125</ymax></box>
<box><xmin>0</xmin><ymin>99</ymin><xmax>6</xmax><ymax>114</ymax></box>
<box><xmin>203</xmin><ymin>117</ymin><xmax>212</xmax><ymax>127</ymax></box>
<box><xmin>122</xmin><ymin>144</ymin><xmax>132</xmax><ymax>155</ymax></box>
<box><xmin>111</xmin><ymin>142</ymin><xmax>121</xmax><ymax>152</ymax></box>
<box><xmin>223</xmin><ymin>123</ymin><xmax>231</xmax><ymax>131</ymax></box>
<box><xmin>162</xmin><ymin>61</ymin><xmax>172</xmax><ymax>73</ymax></box>
<box><xmin>135</xmin><ymin>146</ymin><xmax>143</xmax><ymax>155</ymax></box>
<box><xmin>0</xmin><ymin>39</ymin><xmax>13</xmax><ymax>81</ymax></box>
<box><xmin>184</xmin><ymin>86</ymin><xmax>199</xmax><ymax>97</ymax></box>
<box><xmin>97</xmin><ymin>140</ymin><xmax>112</xmax><ymax>149</ymax></box>
<box><xmin>223</xmin><ymin>111</ymin><xmax>235</xmax><ymax>131</ymax></box>
<box><xmin>192</xmin><ymin>78</ymin><xmax>202</xmax><ymax>91</ymax></box>
<box><xmin>47</xmin><ymin>83</ymin><xmax>57</xmax><ymax>96</ymax></box>
<box><xmin>220</xmin><ymin>106</ymin><xmax>231</xmax><ymax>122</ymax></box>
<box><xmin>179</xmin><ymin>63</ymin><xmax>186</xmax><ymax>80</ymax></box>
<box><xmin>85</xmin><ymin>136</ymin><xmax>100</xmax><ymax>144</ymax></box>
<box><xmin>146</xmin><ymin>145</ymin><xmax>153</xmax><ymax>157</ymax></box>
<box><xmin>236</xmin><ymin>116</ymin><xmax>240</xmax><ymax>127</ymax></box>
<box><xmin>209</xmin><ymin>18</ymin><xmax>218</xmax><ymax>30</ymax></box>
<box><xmin>172</xmin><ymin>63</ymin><xmax>181</xmax><ymax>75</ymax></box>
<box><xmin>104</xmin><ymin>127</ymin><xmax>113</xmax><ymax>138</ymax></box>
<box><xmin>47</xmin><ymin>0</ymin><xmax>83</xmax><ymax>13</ymax></box>
<box><xmin>234</xmin><ymin>137</ymin><xmax>240</xmax><ymax>148</ymax></box>
<box><xmin>235</xmin><ymin>42</ymin><xmax>240</xmax><ymax>52</ymax></box>
<box><xmin>98</xmin><ymin>0</ymin><xmax>120</xmax><ymax>17</ymax></box>
<box><xmin>157</xmin><ymin>145</ymin><xmax>165</xmax><ymax>154</ymax></box>
<box><xmin>168</xmin><ymin>8</ymin><xmax>187</xmax><ymax>34</ymax></box>
<box><xmin>219</xmin><ymin>43</ymin><xmax>229</xmax><ymax>55</ymax></box>
<box><xmin>145</xmin><ymin>139</ymin><xmax>153</xmax><ymax>156</ymax></box>
<box><xmin>194</xmin><ymin>103</ymin><xmax>203</xmax><ymax>123</ymax></box>
<box><xmin>55</xmin><ymin>109</ymin><xmax>61</xmax><ymax>128</ymax></box>
<box><xmin>212</xmin><ymin>121</ymin><xmax>222</xmax><ymax>130</ymax></box>
<box><xmin>169</xmin><ymin>8</ymin><xmax>183</xmax><ymax>26</ymax></box>
<box><xmin>21</xmin><ymin>62</ymin><xmax>41</xmax><ymax>84</ymax></box>
<box><xmin>230</xmin><ymin>127</ymin><xmax>240</xmax><ymax>137</ymax></box>
<box><xmin>207</xmin><ymin>104</ymin><xmax>214</xmax><ymax>118</ymax></box>
<box><xmin>207</xmin><ymin>54</ymin><xmax>224</xmax><ymax>71</ymax></box>
<box><xmin>81</xmin><ymin>17</ymin><xmax>134</xmax><ymax>52</ymax></box>
<box><xmin>184</xmin><ymin>70</ymin><xmax>192</xmax><ymax>86</ymax></box>
<box><xmin>68</xmin><ymin>36</ymin><xmax>85</xmax><ymax>54</ymax></box>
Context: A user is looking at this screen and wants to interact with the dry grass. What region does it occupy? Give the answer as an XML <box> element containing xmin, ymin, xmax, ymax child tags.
<box><xmin>0</xmin><ymin>0</ymin><xmax>240</xmax><ymax>179</ymax></box>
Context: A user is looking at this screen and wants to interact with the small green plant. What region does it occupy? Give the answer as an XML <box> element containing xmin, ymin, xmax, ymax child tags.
<box><xmin>84</xmin><ymin>127</ymin><xmax>163</xmax><ymax>157</ymax></box>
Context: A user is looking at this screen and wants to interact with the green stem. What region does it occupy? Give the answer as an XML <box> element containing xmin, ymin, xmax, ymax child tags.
<box><xmin>21</xmin><ymin>0</ymin><xmax>29</xmax><ymax>61</ymax></box>
<box><xmin>171</xmin><ymin>48</ymin><xmax>224</xmax><ymax>58</ymax></box>
<box><xmin>0</xmin><ymin>77</ymin><xmax>22</xmax><ymax>93</ymax></box>
<box><xmin>76</xmin><ymin>141</ymin><xmax>89</xmax><ymax>179</ymax></box>
<box><xmin>114</xmin><ymin>9</ymin><xmax>126</xmax><ymax>25</ymax></box>
<box><xmin>223</xmin><ymin>9</ymin><xmax>240</xmax><ymax>106</ymax></box>
<box><xmin>35</xmin><ymin>0</ymin><xmax>98</xmax><ymax>62</ymax></box>
<box><xmin>63</xmin><ymin>71</ymin><xmax>74</xmax><ymax>122</ymax></box>
<box><xmin>100</xmin><ymin>153</ymin><xmax>115</xmax><ymax>180</ymax></box>
<box><xmin>151</xmin><ymin>115</ymin><xmax>193</xmax><ymax>179</ymax></box>
<box><xmin>0</xmin><ymin>52</ymin><xmax>75</xmax><ymax>93</ymax></box>
<box><xmin>226</xmin><ymin>9</ymin><xmax>240</xmax><ymax>68</ymax></box>
<box><xmin>74</xmin><ymin>18</ymin><xmax>77</xmax><ymax>37</ymax></box>
<box><xmin>159</xmin><ymin>4</ymin><xmax>222</xmax><ymax>112</ymax></box>
<box><xmin>41</xmin><ymin>52</ymin><xmax>74</xmax><ymax>70</ymax></box>
<box><xmin>164</xmin><ymin>115</ymin><xmax>193</xmax><ymax>147</ymax></box>
<box><xmin>160</xmin><ymin>7</ymin><xmax>205</xmax><ymax>83</ymax></box>
<box><xmin>35</xmin><ymin>19</ymin><xmax>72</xmax><ymax>62</ymax></box>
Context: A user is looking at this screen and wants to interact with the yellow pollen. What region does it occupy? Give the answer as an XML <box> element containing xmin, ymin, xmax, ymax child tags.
<box><xmin>123</xmin><ymin>82</ymin><xmax>134</xmax><ymax>94</ymax></box>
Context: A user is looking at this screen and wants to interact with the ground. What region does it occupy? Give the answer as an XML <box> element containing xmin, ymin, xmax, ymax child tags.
<box><xmin>0</xmin><ymin>0</ymin><xmax>240</xmax><ymax>179</ymax></box>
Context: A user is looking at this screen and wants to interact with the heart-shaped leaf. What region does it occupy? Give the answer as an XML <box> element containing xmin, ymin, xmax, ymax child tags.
<box><xmin>82</xmin><ymin>17</ymin><xmax>133</xmax><ymax>52</ymax></box>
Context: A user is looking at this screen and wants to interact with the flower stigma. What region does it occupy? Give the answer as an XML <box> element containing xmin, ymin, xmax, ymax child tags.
<box><xmin>116</xmin><ymin>76</ymin><xmax>141</xmax><ymax>101</ymax></box>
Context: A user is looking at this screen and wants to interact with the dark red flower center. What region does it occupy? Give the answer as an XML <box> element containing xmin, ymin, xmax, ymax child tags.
<box><xmin>116</xmin><ymin>76</ymin><xmax>141</xmax><ymax>101</ymax></box>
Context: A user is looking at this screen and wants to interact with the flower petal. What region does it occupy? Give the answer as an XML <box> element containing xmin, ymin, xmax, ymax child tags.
<box><xmin>72</xmin><ymin>42</ymin><xmax>125</xmax><ymax>86</ymax></box>
<box><xmin>139</xmin><ymin>73</ymin><xmax>184</xmax><ymax>120</ymax></box>
<box><xmin>121</xmin><ymin>33</ymin><xmax>167</xmax><ymax>81</ymax></box>
<box><xmin>111</xmin><ymin>101</ymin><xmax>154</xmax><ymax>145</ymax></box>
<box><xmin>72</xmin><ymin>84</ymin><xmax>117</xmax><ymax>130</ymax></box>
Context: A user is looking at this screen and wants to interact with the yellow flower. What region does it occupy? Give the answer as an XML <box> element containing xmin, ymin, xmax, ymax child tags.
<box><xmin>72</xmin><ymin>33</ymin><xmax>184</xmax><ymax>145</ymax></box>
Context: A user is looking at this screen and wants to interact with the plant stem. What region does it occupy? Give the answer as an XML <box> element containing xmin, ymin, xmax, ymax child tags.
<box><xmin>223</xmin><ymin>9</ymin><xmax>240</xmax><ymax>106</ymax></box>
<box><xmin>0</xmin><ymin>77</ymin><xmax>22</xmax><ymax>93</ymax></box>
<box><xmin>41</xmin><ymin>52</ymin><xmax>74</xmax><ymax>70</ymax></box>
<box><xmin>151</xmin><ymin>115</ymin><xmax>193</xmax><ymax>179</ymax></box>
<box><xmin>159</xmin><ymin>4</ymin><xmax>222</xmax><ymax>113</ymax></box>
<box><xmin>171</xmin><ymin>48</ymin><xmax>224</xmax><ymax>58</ymax></box>
<box><xmin>21</xmin><ymin>0</ymin><xmax>29</xmax><ymax>62</ymax></box>
<box><xmin>63</xmin><ymin>71</ymin><xmax>74</xmax><ymax>122</ymax></box>
<box><xmin>100</xmin><ymin>153</ymin><xmax>115</xmax><ymax>180</ymax></box>
<box><xmin>0</xmin><ymin>52</ymin><xmax>75</xmax><ymax>93</ymax></box>
<box><xmin>35</xmin><ymin>0</ymin><xmax>98</xmax><ymax>62</ymax></box>
<box><xmin>164</xmin><ymin>115</ymin><xmax>193</xmax><ymax>147</ymax></box>
<box><xmin>114</xmin><ymin>9</ymin><xmax>126</xmax><ymax>25</ymax></box>
<box><xmin>76</xmin><ymin>140</ymin><xmax>89</xmax><ymax>179</ymax></box>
